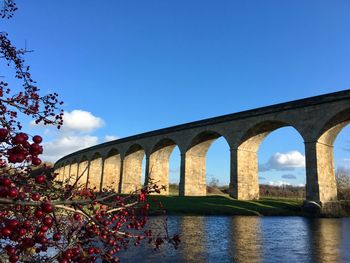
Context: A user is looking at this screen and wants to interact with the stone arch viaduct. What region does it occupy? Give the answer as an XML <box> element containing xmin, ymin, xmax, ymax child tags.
<box><xmin>54</xmin><ymin>90</ymin><xmax>350</xmax><ymax>204</ymax></box>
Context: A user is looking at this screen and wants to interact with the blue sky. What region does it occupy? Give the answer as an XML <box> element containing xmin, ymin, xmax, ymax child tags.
<box><xmin>2</xmin><ymin>0</ymin><xmax>350</xmax><ymax>186</ymax></box>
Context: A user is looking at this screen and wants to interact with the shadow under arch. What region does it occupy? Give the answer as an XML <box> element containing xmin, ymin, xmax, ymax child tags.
<box><xmin>88</xmin><ymin>152</ymin><xmax>103</xmax><ymax>190</ymax></box>
<box><xmin>148</xmin><ymin>138</ymin><xmax>180</xmax><ymax>195</ymax></box>
<box><xmin>102</xmin><ymin>148</ymin><xmax>121</xmax><ymax>192</ymax></box>
<box><xmin>182</xmin><ymin>130</ymin><xmax>229</xmax><ymax>196</ymax></box>
<box><xmin>231</xmin><ymin>120</ymin><xmax>305</xmax><ymax>200</ymax></box>
<box><xmin>121</xmin><ymin>144</ymin><xmax>145</xmax><ymax>194</ymax></box>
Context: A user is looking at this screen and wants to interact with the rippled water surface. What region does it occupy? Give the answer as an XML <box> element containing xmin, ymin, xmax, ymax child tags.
<box><xmin>118</xmin><ymin>216</ymin><xmax>350</xmax><ymax>263</ymax></box>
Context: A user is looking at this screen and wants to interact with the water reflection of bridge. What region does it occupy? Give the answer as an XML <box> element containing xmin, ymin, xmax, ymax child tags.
<box><xmin>177</xmin><ymin>216</ymin><xmax>344</xmax><ymax>263</ymax></box>
<box><xmin>116</xmin><ymin>216</ymin><xmax>348</xmax><ymax>262</ymax></box>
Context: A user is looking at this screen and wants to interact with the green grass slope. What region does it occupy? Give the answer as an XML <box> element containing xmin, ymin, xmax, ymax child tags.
<box><xmin>149</xmin><ymin>195</ymin><xmax>305</xmax><ymax>216</ymax></box>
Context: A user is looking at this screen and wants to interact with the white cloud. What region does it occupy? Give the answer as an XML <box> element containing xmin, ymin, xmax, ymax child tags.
<box><xmin>259</xmin><ymin>150</ymin><xmax>305</xmax><ymax>171</ymax></box>
<box><xmin>42</xmin><ymin>135</ymin><xmax>99</xmax><ymax>163</ymax></box>
<box><xmin>30</xmin><ymin>109</ymin><xmax>121</xmax><ymax>163</ymax></box>
<box><xmin>61</xmin><ymin>110</ymin><xmax>104</xmax><ymax>132</ymax></box>
<box><xmin>104</xmin><ymin>135</ymin><xmax>119</xmax><ymax>142</ymax></box>
<box><xmin>31</xmin><ymin>110</ymin><xmax>104</xmax><ymax>133</ymax></box>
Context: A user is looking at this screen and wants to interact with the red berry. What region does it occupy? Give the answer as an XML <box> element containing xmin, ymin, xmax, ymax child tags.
<box><xmin>32</xmin><ymin>193</ymin><xmax>41</xmax><ymax>201</ymax></box>
<box><xmin>16</xmin><ymin>152</ymin><xmax>25</xmax><ymax>162</ymax></box>
<box><xmin>8</xmin><ymin>154</ymin><xmax>17</xmax><ymax>163</ymax></box>
<box><xmin>35</xmin><ymin>174</ymin><xmax>46</xmax><ymax>184</ymax></box>
<box><xmin>13</xmin><ymin>133</ymin><xmax>26</xmax><ymax>145</ymax></box>
<box><xmin>6</xmin><ymin>219</ymin><xmax>19</xmax><ymax>229</ymax></box>
<box><xmin>9</xmin><ymin>254</ymin><xmax>19</xmax><ymax>263</ymax></box>
<box><xmin>40</xmin><ymin>225</ymin><xmax>49</xmax><ymax>232</ymax></box>
<box><xmin>35</xmin><ymin>209</ymin><xmax>44</xmax><ymax>218</ymax></box>
<box><xmin>53</xmin><ymin>233</ymin><xmax>61</xmax><ymax>241</ymax></box>
<box><xmin>32</xmin><ymin>157</ymin><xmax>42</xmax><ymax>166</ymax></box>
<box><xmin>1</xmin><ymin>178</ymin><xmax>12</xmax><ymax>186</ymax></box>
<box><xmin>30</xmin><ymin>143</ymin><xmax>41</xmax><ymax>154</ymax></box>
<box><xmin>5</xmin><ymin>245</ymin><xmax>16</xmax><ymax>255</ymax></box>
<box><xmin>73</xmin><ymin>213</ymin><xmax>81</xmax><ymax>221</ymax></box>
<box><xmin>18</xmin><ymin>228</ymin><xmax>26</xmax><ymax>236</ymax></box>
<box><xmin>42</xmin><ymin>202</ymin><xmax>53</xmax><ymax>213</ymax></box>
<box><xmin>33</xmin><ymin>135</ymin><xmax>42</xmax><ymax>144</ymax></box>
<box><xmin>8</xmin><ymin>187</ymin><xmax>18</xmax><ymax>198</ymax></box>
<box><xmin>23</xmin><ymin>220</ymin><xmax>31</xmax><ymax>228</ymax></box>
<box><xmin>37</xmin><ymin>231</ymin><xmax>45</xmax><ymax>238</ymax></box>
<box><xmin>42</xmin><ymin>216</ymin><xmax>53</xmax><ymax>226</ymax></box>
<box><xmin>38</xmin><ymin>236</ymin><xmax>48</xmax><ymax>244</ymax></box>
<box><xmin>1</xmin><ymin>227</ymin><xmax>12</xmax><ymax>237</ymax></box>
<box><xmin>0</xmin><ymin>128</ymin><xmax>8</xmax><ymax>140</ymax></box>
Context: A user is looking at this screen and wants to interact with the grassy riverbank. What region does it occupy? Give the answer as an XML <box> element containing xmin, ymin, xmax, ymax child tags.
<box><xmin>149</xmin><ymin>195</ymin><xmax>306</xmax><ymax>216</ymax></box>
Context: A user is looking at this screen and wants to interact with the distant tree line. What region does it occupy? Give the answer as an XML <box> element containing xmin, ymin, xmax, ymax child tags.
<box><xmin>336</xmin><ymin>167</ymin><xmax>350</xmax><ymax>200</ymax></box>
<box><xmin>169</xmin><ymin>168</ymin><xmax>350</xmax><ymax>200</ymax></box>
<box><xmin>259</xmin><ymin>184</ymin><xmax>305</xmax><ymax>199</ymax></box>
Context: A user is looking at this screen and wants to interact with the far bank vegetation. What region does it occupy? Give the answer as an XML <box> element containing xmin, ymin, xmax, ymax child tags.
<box><xmin>168</xmin><ymin>167</ymin><xmax>350</xmax><ymax>200</ymax></box>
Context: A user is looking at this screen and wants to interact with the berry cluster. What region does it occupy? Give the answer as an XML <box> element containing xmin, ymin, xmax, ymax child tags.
<box><xmin>0</xmin><ymin>129</ymin><xmax>43</xmax><ymax>166</ymax></box>
<box><xmin>0</xmin><ymin>174</ymin><xmax>179</xmax><ymax>262</ymax></box>
<box><xmin>0</xmin><ymin>1</ymin><xmax>179</xmax><ymax>262</ymax></box>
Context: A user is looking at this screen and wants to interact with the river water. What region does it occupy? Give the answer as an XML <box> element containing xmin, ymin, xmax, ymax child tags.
<box><xmin>118</xmin><ymin>216</ymin><xmax>350</xmax><ymax>263</ymax></box>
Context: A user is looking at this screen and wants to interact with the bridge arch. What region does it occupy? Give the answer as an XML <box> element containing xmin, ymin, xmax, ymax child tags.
<box><xmin>102</xmin><ymin>148</ymin><xmax>121</xmax><ymax>192</ymax></box>
<box><xmin>230</xmin><ymin>120</ymin><xmax>305</xmax><ymax>200</ymax></box>
<box><xmin>147</xmin><ymin>138</ymin><xmax>180</xmax><ymax>195</ymax></box>
<box><xmin>181</xmin><ymin>130</ymin><xmax>229</xmax><ymax>196</ymax></box>
<box><xmin>237</xmin><ymin>120</ymin><xmax>303</xmax><ymax>150</ymax></box>
<box><xmin>121</xmin><ymin>144</ymin><xmax>145</xmax><ymax>193</ymax></box>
